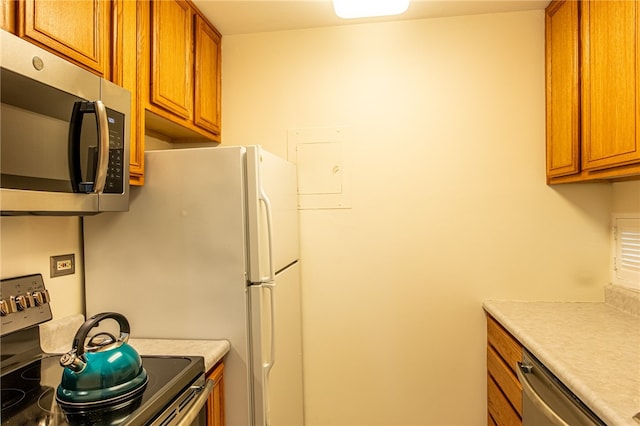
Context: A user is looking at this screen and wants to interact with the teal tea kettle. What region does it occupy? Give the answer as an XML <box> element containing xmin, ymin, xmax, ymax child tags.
<box><xmin>56</xmin><ymin>312</ymin><xmax>148</xmax><ymax>407</ymax></box>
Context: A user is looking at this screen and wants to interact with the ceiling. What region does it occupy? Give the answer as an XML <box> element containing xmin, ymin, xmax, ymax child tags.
<box><xmin>193</xmin><ymin>0</ymin><xmax>551</xmax><ymax>36</ymax></box>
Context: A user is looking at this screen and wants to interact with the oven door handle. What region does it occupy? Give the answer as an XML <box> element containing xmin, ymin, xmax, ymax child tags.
<box><xmin>176</xmin><ymin>378</ymin><xmax>215</xmax><ymax>426</ymax></box>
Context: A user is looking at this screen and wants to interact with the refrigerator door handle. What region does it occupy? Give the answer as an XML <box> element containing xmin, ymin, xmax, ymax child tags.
<box><xmin>263</xmin><ymin>282</ymin><xmax>276</xmax><ymax>373</ymax></box>
<box><xmin>258</xmin><ymin>186</ymin><xmax>275</xmax><ymax>283</ymax></box>
<box><xmin>263</xmin><ymin>282</ymin><xmax>276</xmax><ymax>426</ymax></box>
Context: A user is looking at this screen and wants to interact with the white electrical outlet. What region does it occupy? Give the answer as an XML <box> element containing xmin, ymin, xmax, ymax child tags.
<box><xmin>50</xmin><ymin>254</ymin><xmax>75</xmax><ymax>277</ymax></box>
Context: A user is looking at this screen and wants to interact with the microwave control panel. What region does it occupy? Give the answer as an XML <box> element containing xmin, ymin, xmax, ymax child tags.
<box><xmin>105</xmin><ymin>108</ymin><xmax>125</xmax><ymax>194</ymax></box>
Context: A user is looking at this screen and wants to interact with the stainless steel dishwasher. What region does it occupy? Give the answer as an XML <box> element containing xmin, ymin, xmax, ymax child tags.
<box><xmin>516</xmin><ymin>349</ymin><xmax>606</xmax><ymax>426</ymax></box>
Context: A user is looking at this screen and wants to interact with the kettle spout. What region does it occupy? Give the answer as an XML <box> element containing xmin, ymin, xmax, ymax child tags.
<box><xmin>60</xmin><ymin>351</ymin><xmax>86</xmax><ymax>373</ymax></box>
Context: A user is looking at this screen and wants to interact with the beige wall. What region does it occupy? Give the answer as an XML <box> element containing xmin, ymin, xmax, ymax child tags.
<box><xmin>612</xmin><ymin>181</ymin><xmax>640</xmax><ymax>214</ymax></box>
<box><xmin>222</xmin><ymin>10</ymin><xmax>619</xmax><ymax>426</ymax></box>
<box><xmin>0</xmin><ymin>216</ymin><xmax>84</xmax><ymax>319</ymax></box>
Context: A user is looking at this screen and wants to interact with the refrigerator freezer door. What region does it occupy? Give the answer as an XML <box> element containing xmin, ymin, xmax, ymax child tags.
<box><xmin>83</xmin><ymin>147</ymin><xmax>252</xmax><ymax>426</ymax></box>
<box><xmin>249</xmin><ymin>262</ymin><xmax>304</xmax><ymax>426</ymax></box>
<box><xmin>246</xmin><ymin>146</ymin><xmax>299</xmax><ymax>284</ymax></box>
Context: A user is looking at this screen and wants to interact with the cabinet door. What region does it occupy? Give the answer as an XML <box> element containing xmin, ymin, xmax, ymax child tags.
<box><xmin>486</xmin><ymin>314</ymin><xmax>522</xmax><ymax>426</ymax></box>
<box><xmin>545</xmin><ymin>0</ymin><xmax>580</xmax><ymax>178</ymax></box>
<box><xmin>150</xmin><ymin>0</ymin><xmax>193</xmax><ymax>119</ymax></box>
<box><xmin>19</xmin><ymin>0</ymin><xmax>110</xmax><ymax>76</ymax></box>
<box><xmin>113</xmin><ymin>0</ymin><xmax>144</xmax><ymax>185</ymax></box>
<box><xmin>194</xmin><ymin>15</ymin><xmax>221</xmax><ymax>135</ymax></box>
<box><xmin>1</xmin><ymin>0</ymin><xmax>15</xmax><ymax>33</ymax></box>
<box><xmin>582</xmin><ymin>0</ymin><xmax>640</xmax><ymax>171</ymax></box>
<box><xmin>206</xmin><ymin>362</ymin><xmax>225</xmax><ymax>426</ymax></box>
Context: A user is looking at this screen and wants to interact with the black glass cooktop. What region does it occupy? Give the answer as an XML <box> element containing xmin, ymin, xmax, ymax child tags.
<box><xmin>0</xmin><ymin>354</ymin><xmax>203</xmax><ymax>426</ymax></box>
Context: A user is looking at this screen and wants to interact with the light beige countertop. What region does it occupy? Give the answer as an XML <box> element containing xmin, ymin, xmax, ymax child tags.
<box><xmin>483</xmin><ymin>285</ymin><xmax>640</xmax><ymax>426</ymax></box>
<box><xmin>39</xmin><ymin>314</ymin><xmax>230</xmax><ymax>373</ymax></box>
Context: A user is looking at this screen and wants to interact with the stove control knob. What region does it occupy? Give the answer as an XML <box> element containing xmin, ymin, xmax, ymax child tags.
<box><xmin>15</xmin><ymin>295</ymin><xmax>28</xmax><ymax>311</ymax></box>
<box><xmin>32</xmin><ymin>291</ymin><xmax>45</xmax><ymax>306</ymax></box>
<box><xmin>25</xmin><ymin>292</ymin><xmax>35</xmax><ymax>308</ymax></box>
<box><xmin>8</xmin><ymin>296</ymin><xmax>17</xmax><ymax>313</ymax></box>
<box><xmin>0</xmin><ymin>300</ymin><xmax>8</xmax><ymax>316</ymax></box>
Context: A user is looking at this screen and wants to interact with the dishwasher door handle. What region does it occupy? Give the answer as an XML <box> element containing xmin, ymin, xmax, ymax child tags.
<box><xmin>516</xmin><ymin>361</ymin><xmax>571</xmax><ymax>426</ymax></box>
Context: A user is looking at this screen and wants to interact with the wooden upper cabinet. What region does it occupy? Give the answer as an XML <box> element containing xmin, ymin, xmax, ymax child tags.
<box><xmin>545</xmin><ymin>0</ymin><xmax>580</xmax><ymax>178</ymax></box>
<box><xmin>145</xmin><ymin>0</ymin><xmax>222</xmax><ymax>142</ymax></box>
<box><xmin>1</xmin><ymin>0</ymin><xmax>16</xmax><ymax>33</ymax></box>
<box><xmin>116</xmin><ymin>0</ymin><xmax>144</xmax><ymax>185</ymax></box>
<box><xmin>545</xmin><ymin>0</ymin><xmax>640</xmax><ymax>183</ymax></box>
<box><xmin>194</xmin><ymin>14</ymin><xmax>221</xmax><ymax>135</ymax></box>
<box><xmin>150</xmin><ymin>0</ymin><xmax>193</xmax><ymax>120</ymax></box>
<box><xmin>18</xmin><ymin>0</ymin><xmax>111</xmax><ymax>77</ymax></box>
<box><xmin>581</xmin><ymin>0</ymin><xmax>640</xmax><ymax>171</ymax></box>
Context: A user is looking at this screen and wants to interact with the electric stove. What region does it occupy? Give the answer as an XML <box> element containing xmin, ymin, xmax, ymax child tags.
<box><xmin>1</xmin><ymin>274</ymin><xmax>209</xmax><ymax>426</ymax></box>
<box><xmin>1</xmin><ymin>354</ymin><xmax>204</xmax><ymax>425</ymax></box>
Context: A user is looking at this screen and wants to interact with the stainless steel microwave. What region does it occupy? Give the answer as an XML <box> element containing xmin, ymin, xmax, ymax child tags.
<box><xmin>0</xmin><ymin>30</ymin><xmax>130</xmax><ymax>215</ymax></box>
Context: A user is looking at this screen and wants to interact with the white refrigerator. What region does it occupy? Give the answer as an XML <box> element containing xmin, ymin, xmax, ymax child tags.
<box><xmin>83</xmin><ymin>146</ymin><xmax>305</xmax><ymax>426</ymax></box>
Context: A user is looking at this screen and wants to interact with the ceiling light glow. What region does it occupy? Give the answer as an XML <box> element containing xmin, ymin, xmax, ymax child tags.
<box><xmin>333</xmin><ymin>0</ymin><xmax>410</xmax><ymax>19</ymax></box>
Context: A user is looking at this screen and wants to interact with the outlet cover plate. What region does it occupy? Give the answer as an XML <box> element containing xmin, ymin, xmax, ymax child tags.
<box><xmin>50</xmin><ymin>254</ymin><xmax>75</xmax><ymax>278</ymax></box>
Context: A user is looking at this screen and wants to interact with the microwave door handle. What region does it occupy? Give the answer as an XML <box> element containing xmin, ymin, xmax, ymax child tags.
<box><xmin>68</xmin><ymin>102</ymin><xmax>84</xmax><ymax>192</ymax></box>
<box><xmin>92</xmin><ymin>100</ymin><xmax>109</xmax><ymax>193</ymax></box>
<box><xmin>67</xmin><ymin>100</ymin><xmax>109</xmax><ymax>193</ymax></box>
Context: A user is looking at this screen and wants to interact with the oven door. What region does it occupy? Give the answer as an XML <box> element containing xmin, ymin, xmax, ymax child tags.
<box><xmin>148</xmin><ymin>375</ymin><xmax>214</xmax><ymax>426</ymax></box>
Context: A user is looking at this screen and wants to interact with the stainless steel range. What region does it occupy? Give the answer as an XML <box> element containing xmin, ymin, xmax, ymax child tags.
<box><xmin>0</xmin><ymin>274</ymin><xmax>213</xmax><ymax>425</ymax></box>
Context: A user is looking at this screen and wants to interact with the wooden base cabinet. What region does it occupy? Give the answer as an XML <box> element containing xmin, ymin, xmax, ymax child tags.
<box><xmin>546</xmin><ymin>0</ymin><xmax>640</xmax><ymax>183</ymax></box>
<box><xmin>486</xmin><ymin>314</ymin><xmax>522</xmax><ymax>426</ymax></box>
<box><xmin>206</xmin><ymin>362</ymin><xmax>225</xmax><ymax>426</ymax></box>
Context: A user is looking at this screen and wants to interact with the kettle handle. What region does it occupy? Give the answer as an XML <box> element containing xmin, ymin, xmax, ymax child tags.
<box><xmin>72</xmin><ymin>312</ymin><xmax>131</xmax><ymax>357</ymax></box>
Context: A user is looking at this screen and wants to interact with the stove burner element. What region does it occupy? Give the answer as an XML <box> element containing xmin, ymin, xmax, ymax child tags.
<box><xmin>37</xmin><ymin>387</ymin><xmax>65</xmax><ymax>415</ymax></box>
<box><xmin>1</xmin><ymin>388</ymin><xmax>26</xmax><ymax>411</ymax></box>
<box><xmin>21</xmin><ymin>363</ymin><xmax>43</xmax><ymax>380</ymax></box>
